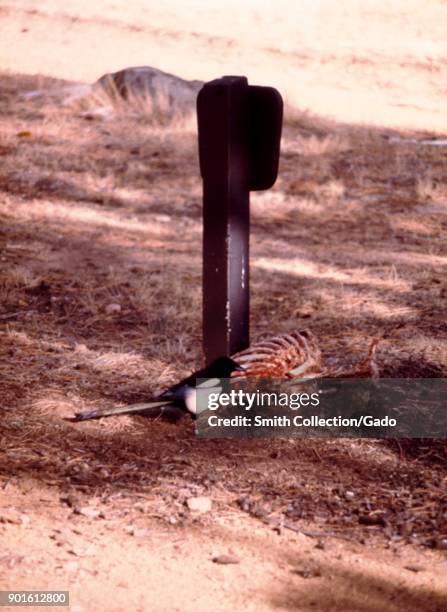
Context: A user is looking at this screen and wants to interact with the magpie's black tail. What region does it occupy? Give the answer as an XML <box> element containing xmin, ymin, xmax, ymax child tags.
<box><xmin>65</xmin><ymin>400</ymin><xmax>172</xmax><ymax>422</ymax></box>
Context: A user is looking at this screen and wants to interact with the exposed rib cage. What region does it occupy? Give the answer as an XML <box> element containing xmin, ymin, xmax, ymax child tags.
<box><xmin>232</xmin><ymin>332</ymin><xmax>379</xmax><ymax>379</ymax></box>
<box><xmin>231</xmin><ymin>330</ymin><xmax>323</xmax><ymax>379</ymax></box>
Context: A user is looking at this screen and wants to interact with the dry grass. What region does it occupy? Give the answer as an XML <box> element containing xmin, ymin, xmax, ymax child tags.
<box><xmin>1</xmin><ymin>72</ymin><xmax>446</xmax><ymax>395</ymax></box>
<box><xmin>1</xmin><ymin>72</ymin><xmax>446</xmax><ymax>422</ymax></box>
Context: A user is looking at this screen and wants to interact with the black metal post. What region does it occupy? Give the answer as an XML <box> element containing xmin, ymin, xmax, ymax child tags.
<box><xmin>197</xmin><ymin>76</ymin><xmax>282</xmax><ymax>364</ymax></box>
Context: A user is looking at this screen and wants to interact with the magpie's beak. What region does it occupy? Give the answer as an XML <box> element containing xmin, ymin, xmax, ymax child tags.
<box><xmin>235</xmin><ymin>364</ymin><xmax>246</xmax><ymax>372</ymax></box>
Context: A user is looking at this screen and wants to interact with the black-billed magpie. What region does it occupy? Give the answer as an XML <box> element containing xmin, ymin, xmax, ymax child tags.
<box><xmin>67</xmin><ymin>356</ymin><xmax>244</xmax><ymax>422</ymax></box>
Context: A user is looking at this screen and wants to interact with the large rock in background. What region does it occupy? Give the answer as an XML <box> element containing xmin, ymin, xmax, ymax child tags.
<box><xmin>92</xmin><ymin>66</ymin><xmax>203</xmax><ymax>122</ymax></box>
<box><xmin>22</xmin><ymin>66</ymin><xmax>204</xmax><ymax>124</ymax></box>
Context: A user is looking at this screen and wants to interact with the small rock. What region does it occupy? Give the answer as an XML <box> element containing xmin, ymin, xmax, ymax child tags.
<box><xmin>73</xmin><ymin>506</ymin><xmax>101</xmax><ymax>519</ymax></box>
<box><xmin>359</xmin><ymin>513</ymin><xmax>386</xmax><ymax>526</ymax></box>
<box><xmin>75</xmin><ymin>344</ymin><xmax>88</xmax><ymax>353</ymax></box>
<box><xmin>186</xmin><ymin>496</ymin><xmax>212</xmax><ymax>513</ymax></box>
<box><xmin>315</xmin><ymin>540</ymin><xmax>325</xmax><ymax>550</ymax></box>
<box><xmin>249</xmin><ymin>504</ymin><xmax>270</xmax><ymax>519</ymax></box>
<box><xmin>154</xmin><ymin>214</ymin><xmax>171</xmax><ymax>223</ymax></box>
<box><xmin>435</xmin><ymin>537</ymin><xmax>447</xmax><ymax>550</ymax></box>
<box><xmin>237</xmin><ymin>496</ymin><xmax>251</xmax><ymax>513</ymax></box>
<box><xmin>65</xmin><ymin>561</ymin><xmax>79</xmax><ymax>573</ymax></box>
<box><xmin>133</xmin><ymin>528</ymin><xmax>150</xmax><ymax>538</ymax></box>
<box><xmin>70</xmin><ymin>463</ymin><xmax>89</xmax><ymax>475</ymax></box>
<box><xmin>80</xmin><ymin>107</ymin><xmax>114</xmax><ymax>121</ymax></box>
<box><xmin>212</xmin><ymin>554</ymin><xmax>240</xmax><ymax>565</ymax></box>
<box><xmin>50</xmin><ymin>532</ymin><xmax>69</xmax><ymax>546</ymax></box>
<box><xmin>0</xmin><ymin>510</ymin><xmax>26</xmax><ymax>525</ymax></box>
<box><xmin>124</xmin><ymin>525</ymin><xmax>150</xmax><ymax>538</ymax></box>
<box><xmin>68</xmin><ymin>545</ymin><xmax>93</xmax><ymax>558</ymax></box>
<box><xmin>404</xmin><ymin>565</ymin><xmax>425</xmax><ymax>573</ymax></box>
<box><xmin>168</xmin><ymin>517</ymin><xmax>177</xmax><ymax>525</ymax></box>
<box><xmin>344</xmin><ymin>491</ymin><xmax>355</xmax><ymax>501</ymax></box>
<box><xmin>292</xmin><ymin>567</ymin><xmax>322</xmax><ymax>578</ymax></box>
<box><xmin>105</xmin><ymin>303</ymin><xmax>121</xmax><ymax>315</ymax></box>
<box><xmin>60</xmin><ymin>494</ymin><xmax>79</xmax><ymax>508</ymax></box>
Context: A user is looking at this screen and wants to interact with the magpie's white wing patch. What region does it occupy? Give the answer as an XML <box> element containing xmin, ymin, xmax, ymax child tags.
<box><xmin>190</xmin><ymin>379</ymin><xmax>223</xmax><ymax>415</ymax></box>
<box><xmin>196</xmin><ymin>377</ymin><xmax>222</xmax><ymax>389</ymax></box>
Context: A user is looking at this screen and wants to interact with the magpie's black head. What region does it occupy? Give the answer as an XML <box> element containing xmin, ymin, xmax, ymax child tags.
<box><xmin>207</xmin><ymin>356</ymin><xmax>245</xmax><ymax>377</ymax></box>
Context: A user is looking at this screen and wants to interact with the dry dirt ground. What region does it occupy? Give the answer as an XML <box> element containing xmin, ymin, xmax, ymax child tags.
<box><xmin>1</xmin><ymin>1</ymin><xmax>447</xmax><ymax>611</ymax></box>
